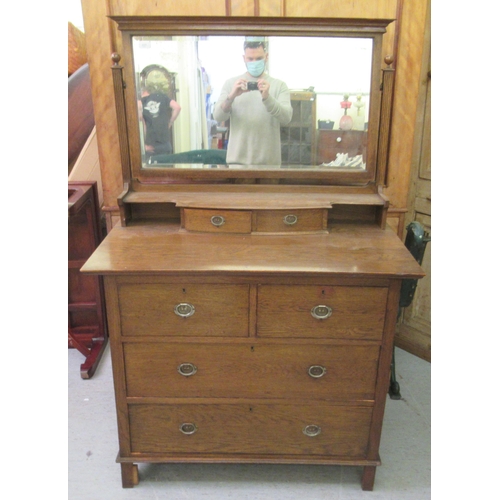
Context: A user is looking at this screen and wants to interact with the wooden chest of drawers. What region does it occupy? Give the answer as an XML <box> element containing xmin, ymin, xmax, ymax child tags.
<box><xmin>82</xmin><ymin>222</ymin><xmax>424</xmax><ymax>490</ymax></box>
<box><xmin>89</xmin><ymin>15</ymin><xmax>419</xmax><ymax>493</ymax></box>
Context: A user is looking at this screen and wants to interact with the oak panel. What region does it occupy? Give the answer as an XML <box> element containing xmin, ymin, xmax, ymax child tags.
<box><xmin>257</xmin><ymin>285</ymin><xmax>388</xmax><ymax>339</ymax></box>
<box><xmin>129</xmin><ymin>402</ymin><xmax>372</xmax><ymax>456</ymax></box>
<box><xmin>123</xmin><ymin>342</ymin><xmax>379</xmax><ymax>399</ymax></box>
<box><xmin>384</xmin><ymin>0</ymin><xmax>428</xmax><ymax>207</ymax></box>
<box><xmin>284</xmin><ymin>0</ymin><xmax>397</xmax><ymax>18</ymax></box>
<box><xmin>230</xmin><ymin>0</ymin><xmax>255</xmax><ymax>16</ymax></box>
<box><xmin>109</xmin><ymin>0</ymin><xmax>227</xmax><ymax>16</ymax></box>
<box><xmin>118</xmin><ymin>283</ymin><xmax>250</xmax><ymax>336</ymax></box>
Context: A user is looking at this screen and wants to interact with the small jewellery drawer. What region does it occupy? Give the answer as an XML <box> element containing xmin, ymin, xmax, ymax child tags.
<box><xmin>117</xmin><ymin>283</ymin><xmax>249</xmax><ymax>336</ymax></box>
<box><xmin>257</xmin><ymin>285</ymin><xmax>388</xmax><ymax>340</ymax></box>
<box><xmin>183</xmin><ymin>208</ymin><xmax>252</xmax><ymax>233</ymax></box>
<box><xmin>123</xmin><ymin>343</ymin><xmax>379</xmax><ymax>400</ymax></box>
<box><xmin>128</xmin><ymin>402</ymin><xmax>372</xmax><ymax>456</ymax></box>
<box><xmin>254</xmin><ymin>209</ymin><xmax>327</xmax><ymax>233</ymax></box>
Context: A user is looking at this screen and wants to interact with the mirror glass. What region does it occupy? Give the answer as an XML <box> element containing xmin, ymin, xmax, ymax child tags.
<box><xmin>132</xmin><ymin>35</ymin><xmax>373</xmax><ymax>170</ymax></box>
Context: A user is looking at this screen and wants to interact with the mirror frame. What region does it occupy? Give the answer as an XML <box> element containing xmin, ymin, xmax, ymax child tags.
<box><xmin>110</xmin><ymin>16</ymin><xmax>393</xmax><ymax>187</ymax></box>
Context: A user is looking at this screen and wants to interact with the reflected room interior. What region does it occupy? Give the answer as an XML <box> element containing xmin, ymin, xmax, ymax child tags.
<box><xmin>131</xmin><ymin>36</ymin><xmax>373</xmax><ymax>170</ymax></box>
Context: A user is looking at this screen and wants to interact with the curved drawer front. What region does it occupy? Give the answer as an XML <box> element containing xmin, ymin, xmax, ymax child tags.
<box><xmin>183</xmin><ymin>208</ymin><xmax>252</xmax><ymax>233</ymax></box>
<box><xmin>129</xmin><ymin>403</ymin><xmax>372</xmax><ymax>456</ymax></box>
<box><xmin>123</xmin><ymin>343</ymin><xmax>379</xmax><ymax>400</ymax></box>
<box><xmin>118</xmin><ymin>284</ymin><xmax>249</xmax><ymax>336</ymax></box>
<box><xmin>257</xmin><ymin>285</ymin><xmax>388</xmax><ymax>340</ymax></box>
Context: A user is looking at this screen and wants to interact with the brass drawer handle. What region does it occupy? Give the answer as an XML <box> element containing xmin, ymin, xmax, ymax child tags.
<box><xmin>211</xmin><ymin>215</ymin><xmax>226</xmax><ymax>227</ymax></box>
<box><xmin>283</xmin><ymin>214</ymin><xmax>298</xmax><ymax>225</ymax></box>
<box><xmin>310</xmin><ymin>305</ymin><xmax>332</xmax><ymax>320</ymax></box>
<box><xmin>174</xmin><ymin>303</ymin><xmax>195</xmax><ymax>318</ymax></box>
<box><xmin>303</xmin><ymin>424</ymin><xmax>322</xmax><ymax>437</ymax></box>
<box><xmin>179</xmin><ymin>423</ymin><xmax>198</xmax><ymax>435</ymax></box>
<box><xmin>177</xmin><ymin>363</ymin><xmax>197</xmax><ymax>377</ymax></box>
<box><xmin>308</xmin><ymin>365</ymin><xmax>327</xmax><ymax>378</ymax></box>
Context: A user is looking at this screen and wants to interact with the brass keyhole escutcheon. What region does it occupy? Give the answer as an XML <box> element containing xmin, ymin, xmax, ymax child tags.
<box><xmin>211</xmin><ymin>215</ymin><xmax>225</xmax><ymax>227</ymax></box>
<box><xmin>174</xmin><ymin>303</ymin><xmax>195</xmax><ymax>318</ymax></box>
<box><xmin>310</xmin><ymin>305</ymin><xmax>332</xmax><ymax>320</ymax></box>
<box><xmin>177</xmin><ymin>363</ymin><xmax>197</xmax><ymax>377</ymax></box>
<box><xmin>283</xmin><ymin>214</ymin><xmax>298</xmax><ymax>225</ymax></box>
<box><xmin>179</xmin><ymin>423</ymin><xmax>198</xmax><ymax>435</ymax></box>
<box><xmin>303</xmin><ymin>424</ymin><xmax>322</xmax><ymax>437</ymax></box>
<box><xmin>308</xmin><ymin>365</ymin><xmax>327</xmax><ymax>378</ymax></box>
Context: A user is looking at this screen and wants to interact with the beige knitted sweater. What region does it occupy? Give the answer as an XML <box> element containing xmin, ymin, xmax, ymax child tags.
<box><xmin>214</xmin><ymin>73</ymin><xmax>293</xmax><ymax>165</ymax></box>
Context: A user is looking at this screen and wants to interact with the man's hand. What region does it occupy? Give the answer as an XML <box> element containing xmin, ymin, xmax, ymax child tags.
<box><xmin>257</xmin><ymin>79</ymin><xmax>270</xmax><ymax>100</ymax></box>
<box><xmin>221</xmin><ymin>79</ymin><xmax>248</xmax><ymax>113</ymax></box>
<box><xmin>228</xmin><ymin>78</ymin><xmax>248</xmax><ymax>101</ymax></box>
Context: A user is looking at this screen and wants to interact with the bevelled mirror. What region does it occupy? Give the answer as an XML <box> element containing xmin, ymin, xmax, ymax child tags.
<box><xmin>111</xmin><ymin>17</ymin><xmax>393</xmax><ymax>185</ymax></box>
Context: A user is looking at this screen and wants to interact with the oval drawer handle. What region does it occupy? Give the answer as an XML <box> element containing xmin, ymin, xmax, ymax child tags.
<box><xmin>310</xmin><ymin>305</ymin><xmax>332</xmax><ymax>320</ymax></box>
<box><xmin>174</xmin><ymin>303</ymin><xmax>195</xmax><ymax>318</ymax></box>
<box><xmin>283</xmin><ymin>214</ymin><xmax>298</xmax><ymax>226</ymax></box>
<box><xmin>308</xmin><ymin>365</ymin><xmax>327</xmax><ymax>378</ymax></box>
<box><xmin>336</xmin><ymin>137</ymin><xmax>342</xmax><ymax>143</ymax></box>
<box><xmin>210</xmin><ymin>215</ymin><xmax>225</xmax><ymax>227</ymax></box>
<box><xmin>303</xmin><ymin>424</ymin><xmax>322</xmax><ymax>437</ymax></box>
<box><xmin>179</xmin><ymin>423</ymin><xmax>198</xmax><ymax>435</ymax></box>
<box><xmin>177</xmin><ymin>363</ymin><xmax>197</xmax><ymax>377</ymax></box>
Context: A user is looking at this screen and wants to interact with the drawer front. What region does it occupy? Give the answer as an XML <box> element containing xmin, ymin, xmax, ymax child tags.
<box><xmin>118</xmin><ymin>284</ymin><xmax>249</xmax><ymax>337</ymax></box>
<box><xmin>257</xmin><ymin>285</ymin><xmax>387</xmax><ymax>340</ymax></box>
<box><xmin>255</xmin><ymin>209</ymin><xmax>327</xmax><ymax>233</ymax></box>
<box><xmin>183</xmin><ymin>208</ymin><xmax>252</xmax><ymax>233</ymax></box>
<box><xmin>123</xmin><ymin>343</ymin><xmax>379</xmax><ymax>400</ymax></box>
<box><xmin>129</xmin><ymin>403</ymin><xmax>372</xmax><ymax>457</ymax></box>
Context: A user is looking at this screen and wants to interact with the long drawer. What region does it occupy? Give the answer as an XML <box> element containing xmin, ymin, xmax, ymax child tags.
<box><xmin>257</xmin><ymin>285</ymin><xmax>388</xmax><ymax>340</ymax></box>
<box><xmin>128</xmin><ymin>402</ymin><xmax>373</xmax><ymax>456</ymax></box>
<box><xmin>123</xmin><ymin>343</ymin><xmax>379</xmax><ymax>400</ymax></box>
<box><xmin>117</xmin><ymin>283</ymin><xmax>250</xmax><ymax>337</ymax></box>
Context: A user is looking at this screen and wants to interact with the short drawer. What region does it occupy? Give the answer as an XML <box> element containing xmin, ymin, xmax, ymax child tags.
<box><xmin>183</xmin><ymin>208</ymin><xmax>252</xmax><ymax>233</ymax></box>
<box><xmin>254</xmin><ymin>209</ymin><xmax>327</xmax><ymax>233</ymax></box>
<box><xmin>118</xmin><ymin>283</ymin><xmax>249</xmax><ymax>336</ymax></box>
<box><xmin>257</xmin><ymin>285</ymin><xmax>388</xmax><ymax>340</ymax></box>
<box><xmin>129</xmin><ymin>402</ymin><xmax>372</xmax><ymax>457</ymax></box>
<box><xmin>123</xmin><ymin>343</ymin><xmax>379</xmax><ymax>400</ymax></box>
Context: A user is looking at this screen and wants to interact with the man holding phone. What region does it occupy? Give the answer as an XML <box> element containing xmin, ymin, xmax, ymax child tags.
<box><xmin>214</xmin><ymin>39</ymin><xmax>293</xmax><ymax>165</ymax></box>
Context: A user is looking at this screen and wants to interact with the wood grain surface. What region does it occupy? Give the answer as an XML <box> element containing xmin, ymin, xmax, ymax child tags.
<box><xmin>81</xmin><ymin>223</ymin><xmax>424</xmax><ymax>278</ymax></box>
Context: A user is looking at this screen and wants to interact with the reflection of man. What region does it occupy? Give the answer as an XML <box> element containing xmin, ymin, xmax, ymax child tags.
<box><xmin>139</xmin><ymin>67</ymin><xmax>181</xmax><ymax>157</ymax></box>
<box><xmin>213</xmin><ymin>39</ymin><xmax>293</xmax><ymax>165</ymax></box>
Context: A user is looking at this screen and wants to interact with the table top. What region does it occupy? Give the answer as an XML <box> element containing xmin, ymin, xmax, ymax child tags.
<box><xmin>81</xmin><ymin>222</ymin><xmax>424</xmax><ymax>279</ymax></box>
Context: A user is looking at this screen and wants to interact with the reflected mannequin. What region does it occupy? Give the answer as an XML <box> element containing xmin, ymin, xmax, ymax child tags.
<box><xmin>139</xmin><ymin>65</ymin><xmax>181</xmax><ymax>158</ymax></box>
<box><xmin>213</xmin><ymin>39</ymin><xmax>292</xmax><ymax>165</ymax></box>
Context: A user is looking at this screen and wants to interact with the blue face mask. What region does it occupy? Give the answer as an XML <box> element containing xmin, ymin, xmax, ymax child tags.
<box><xmin>246</xmin><ymin>59</ymin><xmax>266</xmax><ymax>77</ymax></box>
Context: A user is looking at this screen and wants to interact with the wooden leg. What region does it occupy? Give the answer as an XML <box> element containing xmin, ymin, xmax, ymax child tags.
<box><xmin>121</xmin><ymin>463</ymin><xmax>139</xmax><ymax>488</ymax></box>
<box><xmin>361</xmin><ymin>465</ymin><xmax>376</xmax><ymax>491</ymax></box>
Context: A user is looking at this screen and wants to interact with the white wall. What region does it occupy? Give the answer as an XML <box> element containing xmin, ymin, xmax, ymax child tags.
<box><xmin>199</xmin><ymin>36</ymin><xmax>372</xmax><ymax>130</ymax></box>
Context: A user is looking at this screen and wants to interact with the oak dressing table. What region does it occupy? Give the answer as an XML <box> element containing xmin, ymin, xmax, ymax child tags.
<box><xmin>81</xmin><ymin>16</ymin><xmax>424</xmax><ymax>491</ymax></box>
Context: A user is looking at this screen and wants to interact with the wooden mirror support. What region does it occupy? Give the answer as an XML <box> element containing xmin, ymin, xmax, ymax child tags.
<box><xmin>106</xmin><ymin>17</ymin><xmax>399</xmax><ymax>230</ymax></box>
<box><xmin>81</xmin><ymin>15</ymin><xmax>424</xmax><ymax>491</ymax></box>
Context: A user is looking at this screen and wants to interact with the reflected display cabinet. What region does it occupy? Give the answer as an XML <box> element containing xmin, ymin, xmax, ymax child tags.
<box><xmin>281</xmin><ymin>91</ymin><xmax>316</xmax><ymax>165</ymax></box>
<box><xmin>81</xmin><ymin>16</ymin><xmax>424</xmax><ymax>491</ymax></box>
